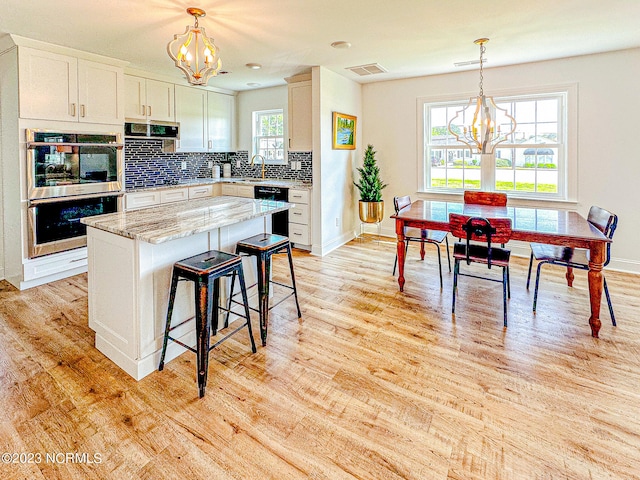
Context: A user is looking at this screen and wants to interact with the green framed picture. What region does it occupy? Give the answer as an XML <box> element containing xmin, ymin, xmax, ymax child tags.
<box><xmin>332</xmin><ymin>112</ymin><xmax>356</xmax><ymax>150</ymax></box>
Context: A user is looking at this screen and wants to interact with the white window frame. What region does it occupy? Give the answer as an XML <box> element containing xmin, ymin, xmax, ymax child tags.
<box><xmin>252</xmin><ymin>109</ymin><xmax>286</xmax><ymax>165</ymax></box>
<box><xmin>417</xmin><ymin>83</ymin><xmax>577</xmax><ymax>202</ymax></box>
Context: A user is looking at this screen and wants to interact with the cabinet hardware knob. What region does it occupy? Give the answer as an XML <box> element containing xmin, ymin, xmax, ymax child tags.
<box><xmin>70</xmin><ymin>103</ymin><xmax>76</xmax><ymax>117</ymax></box>
<box><xmin>147</xmin><ymin>105</ymin><xmax>152</xmax><ymax>116</ymax></box>
<box><xmin>80</xmin><ymin>104</ymin><xmax>86</xmax><ymax>117</ymax></box>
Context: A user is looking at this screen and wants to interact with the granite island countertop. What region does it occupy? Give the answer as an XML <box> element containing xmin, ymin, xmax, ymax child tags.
<box><xmin>81</xmin><ymin>196</ymin><xmax>291</xmax><ymax>244</ymax></box>
<box><xmin>126</xmin><ymin>177</ymin><xmax>312</xmax><ymax>193</ymax></box>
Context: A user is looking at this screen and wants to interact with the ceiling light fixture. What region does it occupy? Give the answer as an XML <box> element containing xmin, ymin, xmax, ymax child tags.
<box><xmin>246</xmin><ymin>63</ymin><xmax>262</xmax><ymax>70</ymax></box>
<box><xmin>447</xmin><ymin>38</ymin><xmax>516</xmax><ymax>155</ymax></box>
<box><xmin>167</xmin><ymin>7</ymin><xmax>222</xmax><ymax>86</ymax></box>
<box><xmin>331</xmin><ymin>41</ymin><xmax>351</xmax><ymax>49</ymax></box>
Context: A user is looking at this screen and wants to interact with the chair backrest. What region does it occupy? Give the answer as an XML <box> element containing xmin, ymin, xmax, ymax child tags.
<box><xmin>587</xmin><ymin>205</ymin><xmax>618</xmax><ymax>266</ymax></box>
<box><xmin>393</xmin><ymin>195</ymin><xmax>411</xmax><ymax>214</ymax></box>
<box><xmin>463</xmin><ymin>190</ymin><xmax>508</xmax><ymax>207</ymax></box>
<box><xmin>450</xmin><ymin>214</ymin><xmax>512</xmax><ymax>267</ymax></box>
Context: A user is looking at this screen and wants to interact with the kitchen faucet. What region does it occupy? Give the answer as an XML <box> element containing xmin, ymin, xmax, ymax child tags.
<box><xmin>250</xmin><ymin>154</ymin><xmax>266</xmax><ymax>179</ymax></box>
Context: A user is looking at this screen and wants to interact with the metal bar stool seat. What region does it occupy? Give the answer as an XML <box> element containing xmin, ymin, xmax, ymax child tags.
<box><xmin>158</xmin><ymin>250</ymin><xmax>256</xmax><ymax>398</ymax></box>
<box><xmin>227</xmin><ymin>234</ymin><xmax>301</xmax><ymax>346</ymax></box>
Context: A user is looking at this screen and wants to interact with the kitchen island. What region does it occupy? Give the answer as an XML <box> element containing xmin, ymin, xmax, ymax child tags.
<box><xmin>81</xmin><ymin>196</ymin><xmax>291</xmax><ymax>380</ymax></box>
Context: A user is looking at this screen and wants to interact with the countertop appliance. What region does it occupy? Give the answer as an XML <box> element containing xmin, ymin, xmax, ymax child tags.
<box><xmin>254</xmin><ymin>185</ymin><xmax>288</xmax><ymax>237</ymax></box>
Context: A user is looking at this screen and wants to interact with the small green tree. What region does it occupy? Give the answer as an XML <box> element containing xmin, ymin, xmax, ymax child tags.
<box><xmin>354</xmin><ymin>144</ymin><xmax>387</xmax><ymax>202</ymax></box>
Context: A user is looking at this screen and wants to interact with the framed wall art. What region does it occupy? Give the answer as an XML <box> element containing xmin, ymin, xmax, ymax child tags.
<box><xmin>332</xmin><ymin>112</ymin><xmax>357</xmax><ymax>150</ymax></box>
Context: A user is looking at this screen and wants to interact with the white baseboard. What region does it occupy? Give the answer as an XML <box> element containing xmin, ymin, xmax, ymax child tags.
<box><xmin>312</xmin><ymin>231</ymin><xmax>355</xmax><ymax>257</ymax></box>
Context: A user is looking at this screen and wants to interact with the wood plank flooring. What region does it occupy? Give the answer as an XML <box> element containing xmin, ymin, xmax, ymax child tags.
<box><xmin>1</xmin><ymin>236</ymin><xmax>639</xmax><ymax>479</ymax></box>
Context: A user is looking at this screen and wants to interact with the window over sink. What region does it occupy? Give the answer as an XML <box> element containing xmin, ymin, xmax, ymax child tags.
<box><xmin>252</xmin><ymin>109</ymin><xmax>285</xmax><ymax>164</ymax></box>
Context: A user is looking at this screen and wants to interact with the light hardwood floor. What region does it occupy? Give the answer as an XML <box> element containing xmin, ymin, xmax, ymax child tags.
<box><xmin>1</xmin><ymin>237</ymin><xmax>639</xmax><ymax>479</ymax></box>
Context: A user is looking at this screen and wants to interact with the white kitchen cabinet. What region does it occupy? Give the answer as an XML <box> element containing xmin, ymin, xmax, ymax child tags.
<box><xmin>221</xmin><ymin>184</ymin><xmax>238</xmax><ymax>196</ymax></box>
<box><xmin>288</xmin><ymin>188</ymin><xmax>311</xmax><ymax>247</ymax></box>
<box><xmin>188</xmin><ymin>184</ymin><xmax>214</xmax><ymax>199</ymax></box>
<box><xmin>159</xmin><ymin>188</ymin><xmax>189</xmax><ymax>204</ymax></box>
<box><xmin>175</xmin><ymin>85</ymin><xmax>235</xmax><ymax>153</ymax></box>
<box><xmin>175</xmin><ymin>85</ymin><xmax>208</xmax><ymax>152</ymax></box>
<box><xmin>287</xmin><ymin>78</ymin><xmax>312</xmax><ymax>151</ymax></box>
<box><xmin>18</xmin><ymin>47</ymin><xmax>124</xmax><ymax>124</ymax></box>
<box><xmin>220</xmin><ymin>184</ymin><xmax>254</xmax><ymax>198</ymax></box>
<box><xmin>125</xmin><ymin>190</ymin><xmax>162</xmax><ymax>210</ymax></box>
<box><xmin>125</xmin><ymin>75</ymin><xmax>175</xmax><ymax>122</ymax></box>
<box><xmin>207</xmin><ymin>91</ymin><xmax>234</xmax><ymax>152</ymax></box>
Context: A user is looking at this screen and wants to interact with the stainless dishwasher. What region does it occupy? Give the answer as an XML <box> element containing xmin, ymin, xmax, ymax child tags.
<box><xmin>254</xmin><ymin>186</ymin><xmax>289</xmax><ymax>236</ymax></box>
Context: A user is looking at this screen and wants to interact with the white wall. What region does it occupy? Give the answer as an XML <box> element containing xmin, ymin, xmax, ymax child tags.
<box><xmin>312</xmin><ymin>66</ymin><xmax>362</xmax><ymax>256</ymax></box>
<box><xmin>362</xmin><ymin>48</ymin><xmax>640</xmax><ymax>273</ymax></box>
<box><xmin>236</xmin><ymin>85</ymin><xmax>288</xmax><ymax>153</ymax></box>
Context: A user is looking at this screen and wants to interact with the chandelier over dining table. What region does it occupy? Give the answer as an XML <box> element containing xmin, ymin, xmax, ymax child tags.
<box><xmin>447</xmin><ymin>38</ymin><xmax>516</xmax><ymax>155</ymax></box>
<box><xmin>167</xmin><ymin>7</ymin><xmax>222</xmax><ymax>86</ymax></box>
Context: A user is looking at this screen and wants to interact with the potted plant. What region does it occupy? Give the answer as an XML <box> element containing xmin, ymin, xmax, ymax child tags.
<box><xmin>354</xmin><ymin>144</ymin><xmax>387</xmax><ymax>223</ymax></box>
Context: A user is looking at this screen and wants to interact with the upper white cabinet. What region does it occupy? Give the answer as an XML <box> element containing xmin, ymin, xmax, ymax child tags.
<box><xmin>18</xmin><ymin>47</ymin><xmax>124</xmax><ymax>124</ymax></box>
<box><xmin>175</xmin><ymin>85</ymin><xmax>208</xmax><ymax>152</ymax></box>
<box><xmin>207</xmin><ymin>91</ymin><xmax>234</xmax><ymax>152</ymax></box>
<box><xmin>287</xmin><ymin>77</ymin><xmax>312</xmax><ymax>151</ymax></box>
<box><xmin>125</xmin><ymin>75</ymin><xmax>175</xmax><ymax>122</ymax></box>
<box><xmin>175</xmin><ymin>84</ymin><xmax>235</xmax><ymax>153</ymax></box>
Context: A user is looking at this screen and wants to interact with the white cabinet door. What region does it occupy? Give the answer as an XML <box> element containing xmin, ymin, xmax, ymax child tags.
<box><xmin>221</xmin><ymin>184</ymin><xmax>238</xmax><ymax>196</ymax></box>
<box><xmin>18</xmin><ymin>47</ymin><xmax>78</xmax><ymax>121</ymax></box>
<box><xmin>188</xmin><ymin>185</ymin><xmax>213</xmax><ymax>199</ymax></box>
<box><xmin>146</xmin><ymin>79</ymin><xmax>175</xmax><ymax>122</ymax></box>
<box><xmin>124</xmin><ymin>75</ymin><xmax>147</xmax><ymax>119</ymax></box>
<box><xmin>207</xmin><ymin>91</ymin><xmax>234</xmax><ymax>152</ymax></box>
<box><xmin>77</xmin><ymin>60</ymin><xmax>124</xmax><ymax>124</ymax></box>
<box><xmin>125</xmin><ymin>76</ymin><xmax>175</xmax><ymax>122</ymax></box>
<box><xmin>288</xmin><ymin>80</ymin><xmax>312</xmax><ymax>151</ymax></box>
<box><xmin>236</xmin><ymin>185</ymin><xmax>255</xmax><ymax>198</ymax></box>
<box><xmin>125</xmin><ymin>191</ymin><xmax>161</xmax><ymax>210</ymax></box>
<box><xmin>18</xmin><ymin>47</ymin><xmax>123</xmax><ymax>124</ymax></box>
<box><xmin>159</xmin><ymin>188</ymin><xmax>188</xmax><ymax>204</ymax></box>
<box><xmin>175</xmin><ymin>85</ymin><xmax>208</xmax><ymax>152</ymax></box>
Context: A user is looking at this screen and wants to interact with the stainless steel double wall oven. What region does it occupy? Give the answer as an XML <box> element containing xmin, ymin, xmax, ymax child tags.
<box><xmin>26</xmin><ymin>129</ymin><xmax>124</xmax><ymax>258</ymax></box>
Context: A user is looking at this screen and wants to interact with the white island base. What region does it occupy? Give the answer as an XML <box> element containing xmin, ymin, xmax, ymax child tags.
<box><xmin>86</xmin><ymin>217</ymin><xmax>265</xmax><ymax>380</ymax></box>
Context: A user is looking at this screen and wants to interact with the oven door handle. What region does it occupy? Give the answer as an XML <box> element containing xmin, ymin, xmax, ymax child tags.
<box><xmin>29</xmin><ymin>192</ymin><xmax>123</xmax><ymax>205</ymax></box>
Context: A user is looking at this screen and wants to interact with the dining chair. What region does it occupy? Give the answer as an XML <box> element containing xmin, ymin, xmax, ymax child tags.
<box><xmin>463</xmin><ymin>190</ymin><xmax>508</xmax><ymax>207</ymax></box>
<box><xmin>392</xmin><ymin>195</ymin><xmax>451</xmax><ymax>288</ymax></box>
<box><xmin>526</xmin><ymin>205</ymin><xmax>618</xmax><ymax>325</ymax></box>
<box><xmin>449</xmin><ymin>213</ymin><xmax>513</xmax><ymax>327</ymax></box>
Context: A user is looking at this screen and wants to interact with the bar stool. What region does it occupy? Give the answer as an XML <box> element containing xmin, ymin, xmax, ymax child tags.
<box><xmin>227</xmin><ymin>234</ymin><xmax>301</xmax><ymax>346</ymax></box>
<box><xmin>158</xmin><ymin>250</ymin><xmax>256</xmax><ymax>398</ymax></box>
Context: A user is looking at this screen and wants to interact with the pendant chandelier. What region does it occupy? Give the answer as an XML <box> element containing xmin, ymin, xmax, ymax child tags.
<box><xmin>447</xmin><ymin>38</ymin><xmax>516</xmax><ymax>155</ymax></box>
<box><xmin>167</xmin><ymin>7</ymin><xmax>222</xmax><ymax>86</ymax></box>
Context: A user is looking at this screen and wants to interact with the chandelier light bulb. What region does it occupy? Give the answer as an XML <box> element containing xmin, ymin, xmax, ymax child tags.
<box><xmin>167</xmin><ymin>7</ymin><xmax>222</xmax><ymax>86</ymax></box>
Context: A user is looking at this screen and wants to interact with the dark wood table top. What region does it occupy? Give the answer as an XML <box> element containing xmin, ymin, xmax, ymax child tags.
<box><xmin>391</xmin><ymin>200</ymin><xmax>609</xmax><ymax>248</ymax></box>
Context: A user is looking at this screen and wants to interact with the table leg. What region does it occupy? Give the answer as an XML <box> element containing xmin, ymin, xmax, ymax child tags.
<box><xmin>565</xmin><ymin>266</ymin><xmax>574</xmax><ymax>287</ymax></box>
<box><xmin>587</xmin><ymin>241</ymin><xmax>605</xmax><ymax>338</ymax></box>
<box><xmin>396</xmin><ymin>219</ymin><xmax>406</xmax><ymax>292</ymax></box>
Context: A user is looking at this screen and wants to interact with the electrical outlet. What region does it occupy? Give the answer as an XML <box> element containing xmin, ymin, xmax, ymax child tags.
<box><xmin>236</xmin><ymin>160</ymin><xmax>241</xmax><ymax>168</ymax></box>
<box><xmin>208</xmin><ymin>161</ymin><xmax>213</xmax><ymax>168</ymax></box>
<box><xmin>181</xmin><ymin>161</ymin><xmax>187</xmax><ymax>170</ymax></box>
<box><xmin>291</xmin><ymin>161</ymin><xmax>296</xmax><ymax>170</ymax></box>
<box><xmin>335</xmin><ymin>217</ymin><xmax>339</xmax><ymax>227</ymax></box>
<box><xmin>297</xmin><ymin>161</ymin><xmax>302</xmax><ymax>170</ymax></box>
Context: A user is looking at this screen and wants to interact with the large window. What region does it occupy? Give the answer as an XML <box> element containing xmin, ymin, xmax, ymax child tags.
<box><xmin>252</xmin><ymin>109</ymin><xmax>285</xmax><ymax>164</ymax></box>
<box><xmin>422</xmin><ymin>87</ymin><xmax>574</xmax><ymax>200</ymax></box>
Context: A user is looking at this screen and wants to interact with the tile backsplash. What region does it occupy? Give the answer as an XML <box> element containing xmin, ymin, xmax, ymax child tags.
<box><xmin>124</xmin><ymin>139</ymin><xmax>312</xmax><ymax>190</ymax></box>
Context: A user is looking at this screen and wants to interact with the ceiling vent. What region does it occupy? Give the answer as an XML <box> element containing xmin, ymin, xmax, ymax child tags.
<box><xmin>346</xmin><ymin>63</ymin><xmax>387</xmax><ymax>76</ymax></box>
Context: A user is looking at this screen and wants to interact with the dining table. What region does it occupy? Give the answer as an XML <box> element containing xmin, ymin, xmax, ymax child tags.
<box><xmin>391</xmin><ymin>200</ymin><xmax>611</xmax><ymax>337</ymax></box>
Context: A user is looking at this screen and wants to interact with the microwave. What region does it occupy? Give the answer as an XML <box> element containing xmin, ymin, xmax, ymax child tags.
<box><xmin>124</xmin><ymin>121</ymin><xmax>180</xmax><ymax>139</ymax></box>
